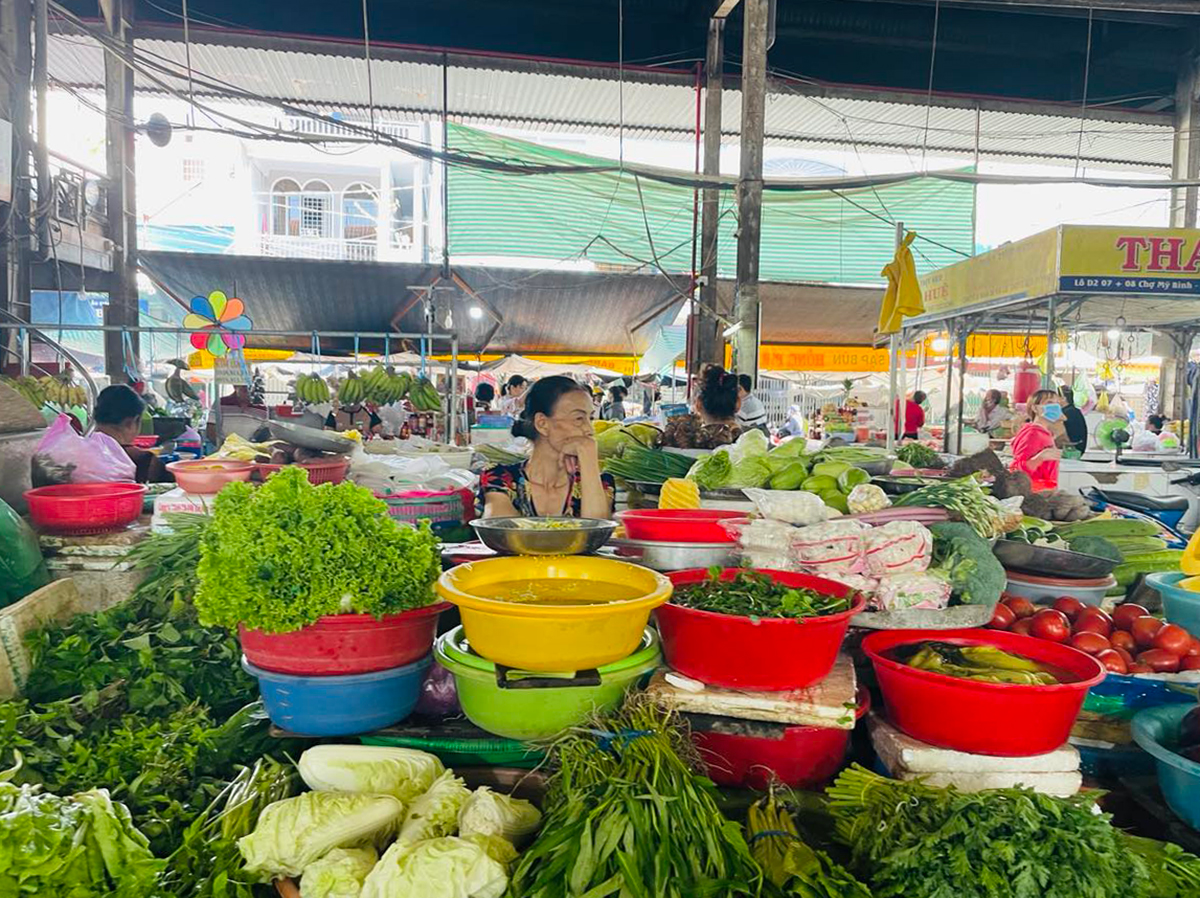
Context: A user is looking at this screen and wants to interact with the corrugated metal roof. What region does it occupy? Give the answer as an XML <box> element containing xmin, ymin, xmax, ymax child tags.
<box><xmin>138</xmin><ymin>252</ymin><xmax>686</xmax><ymax>356</ymax></box>
<box><xmin>718</xmin><ymin>282</ymin><xmax>884</xmax><ymax>346</ymax></box>
<box><xmin>49</xmin><ymin>31</ymin><xmax>1174</xmax><ymax>170</ymax></box>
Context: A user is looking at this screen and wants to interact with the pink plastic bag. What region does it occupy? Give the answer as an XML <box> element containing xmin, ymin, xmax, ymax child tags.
<box><xmin>33</xmin><ymin>415</ymin><xmax>136</xmax><ymax>484</ymax></box>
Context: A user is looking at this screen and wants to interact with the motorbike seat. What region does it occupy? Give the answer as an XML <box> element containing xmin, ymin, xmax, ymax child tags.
<box><xmin>1091</xmin><ymin>488</ymin><xmax>1189</xmax><ymax>514</ymax></box>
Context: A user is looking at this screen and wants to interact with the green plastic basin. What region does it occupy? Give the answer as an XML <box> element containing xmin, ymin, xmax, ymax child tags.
<box><xmin>433</xmin><ymin>625</ymin><xmax>661</xmax><ymax>741</ymax></box>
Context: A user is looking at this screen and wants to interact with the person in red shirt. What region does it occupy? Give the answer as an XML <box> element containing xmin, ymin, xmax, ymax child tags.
<box><xmin>894</xmin><ymin>390</ymin><xmax>926</xmax><ymax>439</ymax></box>
<box><xmin>1009</xmin><ymin>389</ymin><xmax>1063</xmax><ymax>491</ymax></box>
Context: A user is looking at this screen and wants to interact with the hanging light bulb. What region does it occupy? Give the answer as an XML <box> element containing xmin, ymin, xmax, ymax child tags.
<box><xmin>444</xmin><ymin>308</ymin><xmax>453</xmax><ymax>329</ymax></box>
<box><xmin>1106</xmin><ymin>328</ymin><xmax>1120</xmax><ymax>340</ymax></box>
<box><xmin>468</xmin><ymin>305</ymin><xmax>483</xmax><ymax>320</ymax></box>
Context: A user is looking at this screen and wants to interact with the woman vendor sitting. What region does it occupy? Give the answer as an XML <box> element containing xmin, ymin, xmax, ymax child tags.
<box><xmin>94</xmin><ymin>384</ymin><xmax>173</xmax><ymax>483</ymax></box>
<box><xmin>1008</xmin><ymin>389</ymin><xmax>1063</xmax><ymax>492</ymax></box>
<box><xmin>478</xmin><ymin>376</ymin><xmax>614</xmax><ymax>519</ymax></box>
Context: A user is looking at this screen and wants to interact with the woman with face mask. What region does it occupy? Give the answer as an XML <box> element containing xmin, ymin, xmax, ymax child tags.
<box><xmin>478</xmin><ymin>376</ymin><xmax>615</xmax><ymax>519</ymax></box>
<box><xmin>1008</xmin><ymin>389</ymin><xmax>1064</xmax><ymax>491</ymax></box>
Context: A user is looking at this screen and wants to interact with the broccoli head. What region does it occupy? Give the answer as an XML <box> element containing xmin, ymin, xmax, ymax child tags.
<box><xmin>929</xmin><ymin>521</ymin><xmax>1006</xmax><ymax>606</ymax></box>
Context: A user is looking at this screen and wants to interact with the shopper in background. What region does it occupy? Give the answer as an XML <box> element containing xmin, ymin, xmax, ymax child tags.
<box><xmin>499</xmin><ymin>375</ymin><xmax>528</xmax><ymax>416</ymax></box>
<box><xmin>1009</xmin><ymin>388</ymin><xmax>1063</xmax><ymax>491</ymax></box>
<box><xmin>94</xmin><ymin>385</ymin><xmax>173</xmax><ymax>483</ymax></box>
<box><xmin>1058</xmin><ymin>385</ymin><xmax>1088</xmax><ymax>453</ymax></box>
<box><xmin>894</xmin><ymin>390</ymin><xmax>927</xmax><ymax>439</ymax></box>
<box><xmin>479</xmin><ymin>376</ymin><xmax>614</xmax><ymax>519</ymax></box>
<box><xmin>1147</xmin><ymin>414</ymin><xmax>1166</xmax><ymax>435</ymax></box>
<box><xmin>600</xmin><ymin>385</ymin><xmax>628</xmax><ymax>421</ymax></box>
<box><xmin>735</xmin><ymin>374</ymin><xmax>769</xmax><ymax>434</ymax></box>
<box><xmin>975</xmin><ymin>388</ymin><xmax>1010</xmax><ymax>434</ymax></box>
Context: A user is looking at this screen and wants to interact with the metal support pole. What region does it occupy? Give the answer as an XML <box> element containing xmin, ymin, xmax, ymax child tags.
<box><xmin>1171</xmin><ymin>29</ymin><xmax>1200</xmax><ymax>229</ymax></box>
<box><xmin>898</xmin><ymin>330</ymin><xmax>908</xmax><ymax>439</ymax></box>
<box><xmin>33</xmin><ymin>0</ymin><xmax>49</xmax><ymax>258</ymax></box>
<box><xmin>732</xmin><ymin>0</ymin><xmax>769</xmax><ymax>384</ymax></box>
<box><xmin>1043</xmin><ymin>297</ymin><xmax>1056</xmax><ymax>388</ymax></box>
<box><xmin>956</xmin><ymin>326</ymin><xmax>968</xmax><ymax>455</ymax></box>
<box><xmin>694</xmin><ymin>16</ymin><xmax>724</xmax><ymax>377</ymax></box>
<box><xmin>3</xmin><ymin>0</ymin><xmax>32</xmax><ymax>343</ymax></box>
<box><xmin>886</xmin><ymin>332</ymin><xmax>898</xmax><ymax>452</ymax></box>
<box><xmin>101</xmin><ymin>0</ymin><xmax>140</xmax><ymax>383</ymax></box>
<box><xmin>942</xmin><ymin>324</ymin><xmax>956</xmax><ymax>453</ymax></box>
<box><xmin>449</xmin><ymin>336</ymin><xmax>458</xmax><ymax>444</ymax></box>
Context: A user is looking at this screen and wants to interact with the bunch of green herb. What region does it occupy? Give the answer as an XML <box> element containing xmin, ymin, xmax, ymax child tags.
<box><xmin>896</xmin><ymin>443</ymin><xmax>943</xmax><ymax>469</ymax></box>
<box><xmin>826</xmin><ymin>764</ymin><xmax>1148</xmax><ymax>898</ymax></box>
<box><xmin>1124</xmin><ymin>835</ymin><xmax>1200</xmax><ymax>898</ymax></box>
<box><xmin>672</xmin><ymin>568</ymin><xmax>851</xmax><ymax>620</ymax></box>
<box><xmin>510</xmin><ymin>698</ymin><xmax>760</xmax><ymax>898</ymax></box>
<box><xmin>195</xmin><ymin>466</ymin><xmax>441</xmax><ymax>633</ymax></box>
<box><xmin>157</xmin><ymin>755</ymin><xmax>299</xmax><ymax>898</ymax></box>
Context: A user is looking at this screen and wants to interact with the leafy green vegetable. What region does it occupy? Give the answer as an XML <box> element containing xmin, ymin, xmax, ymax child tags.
<box><xmin>1125</xmin><ymin>834</ymin><xmax>1200</xmax><ymax>898</ymax></box>
<box><xmin>896</xmin><ymin>443</ymin><xmax>943</xmax><ymax>469</ymax></box>
<box><xmin>0</xmin><ymin>779</ymin><xmax>163</xmax><ymax>897</ymax></box>
<box><xmin>196</xmin><ymin>467</ymin><xmax>441</xmax><ymax>633</ymax></box>
<box><xmin>362</xmin><ymin>836</ymin><xmax>508</xmax><ymax>898</ymax></box>
<box><xmin>298</xmin><ymin>745</ymin><xmax>444</xmax><ymax>804</ymax></box>
<box><xmin>1067</xmin><ymin>534</ymin><xmax>1124</xmax><ymax>563</ymax></box>
<box><xmin>457</xmin><ymin>787</ymin><xmax>541</xmax><ymax>847</ymax></box>
<box><xmin>929</xmin><ymin>521</ymin><xmax>1006</xmax><ymax>606</ymax></box>
<box><xmin>396</xmin><ymin>770</ymin><xmax>471</xmax><ymax>846</ymax></box>
<box><xmin>826</xmin><ymin>765</ymin><xmax>1149</xmax><ymax>898</ymax></box>
<box><xmin>510</xmin><ymin>699</ymin><xmax>761</xmax><ymax>898</ymax></box>
<box><xmin>728</xmin><ymin>455</ymin><xmax>773</xmax><ymax>488</ymax></box>
<box><xmin>673</xmin><ymin>569</ymin><xmax>851</xmax><ymax>620</ymax></box>
<box><xmin>300</xmin><ymin>846</ymin><xmax>378</xmax><ymax>898</ymax></box>
<box><xmin>237</xmin><ymin>791</ymin><xmax>403</xmax><ymax>879</ymax></box>
<box><xmin>687</xmin><ymin>449</ymin><xmax>733</xmax><ymax>491</ymax></box>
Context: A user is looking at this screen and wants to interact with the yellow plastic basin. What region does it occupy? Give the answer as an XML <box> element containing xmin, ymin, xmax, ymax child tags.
<box><xmin>435</xmin><ymin>555</ymin><xmax>673</xmax><ymax>671</ymax></box>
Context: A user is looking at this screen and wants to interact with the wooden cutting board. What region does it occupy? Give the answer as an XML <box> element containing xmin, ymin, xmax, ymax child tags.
<box><xmin>644</xmin><ymin>653</ymin><xmax>857</xmax><ymax>729</ymax></box>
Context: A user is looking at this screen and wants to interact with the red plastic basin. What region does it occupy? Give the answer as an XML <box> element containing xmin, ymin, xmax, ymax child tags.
<box><xmin>239</xmin><ymin>602</ymin><xmax>449</xmax><ymax>675</ymax></box>
<box><xmin>617</xmin><ymin>509</ymin><xmax>742</xmax><ymax>543</ymax></box>
<box><xmin>862</xmin><ymin>628</ymin><xmax>1106</xmax><ymax>757</ymax></box>
<box><xmin>24</xmin><ymin>482</ymin><xmax>147</xmax><ymax>535</ymax></box>
<box><xmin>695</xmin><ymin>689</ymin><xmax>870</xmax><ymax>789</ymax></box>
<box><xmin>656</xmin><ymin>568</ymin><xmax>866</xmax><ymax>690</ymax></box>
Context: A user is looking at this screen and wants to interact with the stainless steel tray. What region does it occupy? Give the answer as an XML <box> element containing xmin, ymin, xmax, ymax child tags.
<box><xmin>992</xmin><ymin>540</ymin><xmax>1116</xmax><ymax>579</ymax></box>
<box><xmin>268</xmin><ymin>419</ymin><xmax>356</xmax><ymax>454</ymax></box>
<box><xmin>609</xmin><ymin>537</ymin><xmax>736</xmax><ymax>572</ymax></box>
<box><xmin>470</xmin><ymin>517</ymin><xmax>616</xmax><ymax>556</ymax></box>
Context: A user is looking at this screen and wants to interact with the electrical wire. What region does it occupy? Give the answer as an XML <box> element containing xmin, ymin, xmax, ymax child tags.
<box><xmin>1073</xmin><ymin>8</ymin><xmax>1094</xmax><ymax>179</ymax></box>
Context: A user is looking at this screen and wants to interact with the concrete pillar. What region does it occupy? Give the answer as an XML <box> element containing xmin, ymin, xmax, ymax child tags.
<box><xmin>1171</xmin><ymin>30</ymin><xmax>1200</xmax><ymax>229</ymax></box>
<box><xmin>692</xmin><ymin>17</ymin><xmax>724</xmax><ymax>376</ymax></box>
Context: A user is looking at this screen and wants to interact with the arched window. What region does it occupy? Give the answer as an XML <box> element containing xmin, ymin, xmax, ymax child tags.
<box><xmin>270</xmin><ymin>178</ymin><xmax>332</xmax><ymax>237</ymax></box>
<box><xmin>342</xmin><ymin>183</ymin><xmax>378</xmax><ymax>242</ymax></box>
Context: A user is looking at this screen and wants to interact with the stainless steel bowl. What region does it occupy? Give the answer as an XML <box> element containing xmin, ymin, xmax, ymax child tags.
<box><xmin>609</xmin><ymin>537</ymin><xmax>736</xmax><ymax>572</ymax></box>
<box><xmin>470</xmin><ymin>517</ymin><xmax>616</xmax><ymax>556</ymax></box>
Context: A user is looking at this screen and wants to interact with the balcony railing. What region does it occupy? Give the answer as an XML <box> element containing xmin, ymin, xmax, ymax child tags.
<box><xmin>258</xmin><ymin>233</ymin><xmax>378</xmax><ymax>262</ymax></box>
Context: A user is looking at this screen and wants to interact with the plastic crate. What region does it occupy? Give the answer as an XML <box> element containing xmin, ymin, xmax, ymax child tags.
<box><xmin>254</xmin><ymin>458</ymin><xmax>350</xmax><ymax>485</ymax></box>
<box><xmin>376</xmin><ymin>488</ymin><xmax>472</xmax><ymax>527</ymax></box>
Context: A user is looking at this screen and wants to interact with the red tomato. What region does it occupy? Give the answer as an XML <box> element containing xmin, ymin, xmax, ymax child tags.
<box><xmin>1110</xmin><ymin>630</ymin><xmax>1136</xmax><ymax>654</ymax></box>
<box><xmin>1182</xmin><ymin>655</ymin><xmax>1200</xmax><ymax>671</ymax></box>
<box><xmin>1127</xmin><ymin>662</ymin><xmax>1154</xmax><ymax>674</ymax></box>
<box><xmin>1030</xmin><ymin>609</ymin><xmax>1071</xmax><ymax>643</ymax></box>
<box><xmin>1132</xmin><ymin>616</ymin><xmax>1166</xmax><ymax>649</ymax></box>
<box><xmin>1137</xmin><ymin>648</ymin><xmax>1181</xmax><ymax>673</ymax></box>
<box><xmin>988</xmin><ymin>603</ymin><xmax>1017</xmax><ymax>630</ymax></box>
<box><xmin>1069</xmin><ymin>632</ymin><xmax>1111</xmax><ymax>655</ymax></box>
<box><xmin>1096</xmin><ymin>649</ymin><xmax>1128</xmax><ymax>674</ymax></box>
<box><xmin>1113</xmin><ymin>603</ymin><xmax>1151</xmax><ymax>632</ymax></box>
<box><xmin>1010</xmin><ymin>618</ymin><xmax>1035</xmax><ymax>637</ymax></box>
<box><xmin>1153</xmin><ymin>624</ymin><xmax>1193</xmax><ymax>658</ymax></box>
<box><xmin>1077</xmin><ymin>606</ymin><xmax>1113</xmax><ymax>628</ymax></box>
<box><xmin>1186</xmin><ymin>637</ymin><xmax>1200</xmax><ymax>657</ymax></box>
<box><xmin>1052</xmin><ymin>596</ymin><xmax>1086</xmax><ymax>622</ymax></box>
<box><xmin>1113</xmin><ymin>646</ymin><xmax>1135</xmax><ymax>666</ymax></box>
<box><xmin>1073</xmin><ymin>615</ymin><xmax>1113</xmax><ymax>638</ymax></box>
<box><xmin>1002</xmin><ymin>596</ymin><xmax>1037</xmax><ymax>620</ymax></box>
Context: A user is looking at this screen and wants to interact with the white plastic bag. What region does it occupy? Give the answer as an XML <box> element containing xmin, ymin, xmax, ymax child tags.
<box><xmin>872</xmin><ymin>572</ymin><xmax>952</xmax><ymax>611</ymax></box>
<box><xmin>33</xmin><ymin>415</ymin><xmax>136</xmax><ymax>484</ymax></box>
<box><xmin>862</xmin><ymin>521</ymin><xmax>932</xmax><ymax>577</ymax></box>
<box><xmin>741</xmin><ymin>489</ymin><xmax>833</xmax><ymax>526</ymax></box>
<box><xmin>790</xmin><ymin>519</ymin><xmax>868</xmax><ymax>576</ymax></box>
<box><xmin>721</xmin><ymin>517</ymin><xmax>799</xmax><ymax>553</ymax></box>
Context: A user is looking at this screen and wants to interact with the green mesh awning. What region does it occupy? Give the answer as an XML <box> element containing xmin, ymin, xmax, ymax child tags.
<box><xmin>446</xmin><ymin>124</ymin><xmax>975</xmax><ymax>284</ymax></box>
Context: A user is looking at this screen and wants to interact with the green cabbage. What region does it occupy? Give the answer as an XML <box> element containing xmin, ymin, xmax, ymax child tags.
<box><xmin>727</xmin><ymin>456</ymin><xmax>773</xmax><ymax>488</ymax></box>
<box><xmin>360</xmin><ymin>837</ymin><xmax>508</xmax><ymax>898</ymax></box>
<box><xmin>466</xmin><ymin>833</ymin><xmax>519</xmax><ymax>867</ymax></box>
<box><xmin>396</xmin><ymin>771</ymin><xmax>471</xmax><ymax>846</ymax></box>
<box><xmin>458</xmin><ymin>787</ymin><xmax>541</xmax><ymax>848</ymax></box>
<box><xmin>298</xmin><ymin>745</ymin><xmax>444</xmax><ymax>805</ymax></box>
<box><xmin>730</xmin><ymin>428</ymin><xmax>769</xmax><ymax>460</ymax></box>
<box><xmin>686</xmin><ymin>450</ymin><xmax>732</xmax><ymax>490</ymax></box>
<box><xmin>238</xmin><ymin>792</ymin><xmax>402</xmax><ymax>879</ymax></box>
<box><xmin>300</xmin><ymin>847</ymin><xmax>378</xmax><ymax>898</ymax></box>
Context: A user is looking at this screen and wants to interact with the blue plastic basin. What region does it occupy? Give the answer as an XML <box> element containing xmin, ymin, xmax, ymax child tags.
<box><xmin>243</xmin><ymin>653</ymin><xmax>431</xmax><ymax>736</ymax></box>
<box><xmin>1132</xmin><ymin>704</ymin><xmax>1200</xmax><ymax>830</ymax></box>
<box><xmin>1145</xmin><ymin>572</ymin><xmax>1200</xmax><ymax>637</ymax></box>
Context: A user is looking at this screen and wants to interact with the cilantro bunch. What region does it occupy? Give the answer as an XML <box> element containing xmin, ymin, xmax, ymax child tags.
<box><xmin>195</xmin><ymin>467</ymin><xmax>441</xmax><ymax>633</ymax></box>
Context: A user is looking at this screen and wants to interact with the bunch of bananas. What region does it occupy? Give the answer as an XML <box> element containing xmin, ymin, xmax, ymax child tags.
<box><xmin>359</xmin><ymin>364</ymin><xmax>412</xmax><ymax>406</ymax></box>
<box><xmin>3</xmin><ymin>373</ymin><xmax>87</xmax><ymax>408</ymax></box>
<box><xmin>408</xmin><ymin>375</ymin><xmax>442</xmax><ymax>412</ymax></box>
<box><xmin>294</xmin><ymin>373</ymin><xmax>330</xmax><ymax>405</ymax></box>
<box><xmin>336</xmin><ymin>371</ymin><xmax>367</xmax><ymax>406</ymax></box>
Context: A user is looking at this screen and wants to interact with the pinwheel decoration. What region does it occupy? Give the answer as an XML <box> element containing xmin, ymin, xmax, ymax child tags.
<box><xmin>183</xmin><ymin>290</ymin><xmax>253</xmax><ymax>356</ymax></box>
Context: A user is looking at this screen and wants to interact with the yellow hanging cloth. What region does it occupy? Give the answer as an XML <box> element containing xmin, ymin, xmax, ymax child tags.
<box><xmin>877</xmin><ymin>231</ymin><xmax>925</xmax><ymax>335</ymax></box>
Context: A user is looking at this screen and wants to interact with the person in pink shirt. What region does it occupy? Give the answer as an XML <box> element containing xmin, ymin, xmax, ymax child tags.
<box><xmin>1009</xmin><ymin>389</ymin><xmax>1063</xmax><ymax>491</ymax></box>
